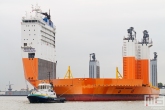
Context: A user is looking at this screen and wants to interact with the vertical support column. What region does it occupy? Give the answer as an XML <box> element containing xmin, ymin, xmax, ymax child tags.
<box><xmin>89</xmin><ymin>61</ymin><xmax>100</xmax><ymax>78</ymax></box>
<box><xmin>89</xmin><ymin>53</ymin><xmax>100</xmax><ymax>78</ymax></box>
<box><xmin>136</xmin><ymin>30</ymin><xmax>152</xmax><ymax>85</ymax></box>
<box><xmin>123</xmin><ymin>39</ymin><xmax>137</xmax><ymax>79</ymax></box>
<box><xmin>136</xmin><ymin>43</ymin><xmax>152</xmax><ymax>85</ymax></box>
<box><xmin>150</xmin><ymin>52</ymin><xmax>157</xmax><ymax>87</ymax></box>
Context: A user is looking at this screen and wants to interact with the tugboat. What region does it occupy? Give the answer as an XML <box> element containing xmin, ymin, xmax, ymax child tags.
<box><xmin>27</xmin><ymin>82</ymin><xmax>66</xmax><ymax>103</ymax></box>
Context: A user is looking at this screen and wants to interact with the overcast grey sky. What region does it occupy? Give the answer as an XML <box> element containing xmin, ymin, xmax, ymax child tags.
<box><xmin>0</xmin><ymin>0</ymin><xmax>165</xmax><ymax>90</ymax></box>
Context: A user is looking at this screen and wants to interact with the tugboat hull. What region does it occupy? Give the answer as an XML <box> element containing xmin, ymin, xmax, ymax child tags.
<box><xmin>27</xmin><ymin>95</ymin><xmax>66</xmax><ymax>103</ymax></box>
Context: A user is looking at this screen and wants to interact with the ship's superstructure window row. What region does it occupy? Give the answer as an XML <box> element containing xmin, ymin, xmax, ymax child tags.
<box><xmin>23</xmin><ymin>20</ymin><xmax>37</xmax><ymax>22</ymax></box>
<box><xmin>41</xmin><ymin>30</ymin><xmax>55</xmax><ymax>38</ymax></box>
<box><xmin>41</xmin><ymin>26</ymin><xmax>55</xmax><ymax>36</ymax></box>
<box><xmin>40</xmin><ymin>26</ymin><xmax>55</xmax><ymax>48</ymax></box>
<box><xmin>41</xmin><ymin>39</ymin><xmax>55</xmax><ymax>48</ymax></box>
<box><xmin>41</xmin><ymin>36</ymin><xmax>55</xmax><ymax>45</ymax></box>
<box><xmin>22</xmin><ymin>20</ymin><xmax>45</xmax><ymax>26</ymax></box>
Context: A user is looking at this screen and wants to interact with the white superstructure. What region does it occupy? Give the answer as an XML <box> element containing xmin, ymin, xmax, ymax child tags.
<box><xmin>21</xmin><ymin>5</ymin><xmax>56</xmax><ymax>80</ymax></box>
<box><xmin>31</xmin><ymin>82</ymin><xmax>57</xmax><ymax>98</ymax></box>
<box><xmin>21</xmin><ymin>4</ymin><xmax>56</xmax><ymax>61</ymax></box>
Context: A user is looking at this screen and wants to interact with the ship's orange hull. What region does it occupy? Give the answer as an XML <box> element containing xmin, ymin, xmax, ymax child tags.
<box><xmin>28</xmin><ymin>78</ymin><xmax>159</xmax><ymax>101</ymax></box>
<box><xmin>22</xmin><ymin>58</ymin><xmax>159</xmax><ymax>101</ymax></box>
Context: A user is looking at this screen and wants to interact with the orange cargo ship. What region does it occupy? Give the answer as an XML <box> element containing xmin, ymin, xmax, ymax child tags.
<box><xmin>21</xmin><ymin>6</ymin><xmax>159</xmax><ymax>101</ymax></box>
<box><xmin>22</xmin><ymin>77</ymin><xmax>159</xmax><ymax>101</ymax></box>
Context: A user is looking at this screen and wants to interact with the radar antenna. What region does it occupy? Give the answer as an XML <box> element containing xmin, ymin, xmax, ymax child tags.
<box><xmin>49</xmin><ymin>9</ymin><xmax>51</xmax><ymax>20</ymax></box>
<box><xmin>41</xmin><ymin>10</ymin><xmax>51</xmax><ymax>20</ymax></box>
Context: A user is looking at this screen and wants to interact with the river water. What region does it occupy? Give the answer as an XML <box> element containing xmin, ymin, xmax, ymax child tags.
<box><xmin>0</xmin><ymin>96</ymin><xmax>164</xmax><ymax>110</ymax></box>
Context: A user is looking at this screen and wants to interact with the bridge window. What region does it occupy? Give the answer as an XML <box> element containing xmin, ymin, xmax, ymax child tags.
<box><xmin>23</xmin><ymin>20</ymin><xmax>37</xmax><ymax>23</ymax></box>
<box><xmin>32</xmin><ymin>20</ymin><xmax>37</xmax><ymax>22</ymax></box>
<box><xmin>28</xmin><ymin>53</ymin><xmax>35</xmax><ymax>59</ymax></box>
<box><xmin>24</xmin><ymin>43</ymin><xmax>27</xmax><ymax>46</ymax></box>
